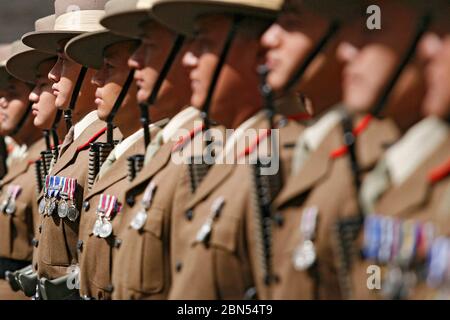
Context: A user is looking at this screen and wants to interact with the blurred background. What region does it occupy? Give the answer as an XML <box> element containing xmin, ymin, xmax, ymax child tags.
<box><xmin>0</xmin><ymin>0</ymin><xmax>54</xmax><ymax>43</ymax></box>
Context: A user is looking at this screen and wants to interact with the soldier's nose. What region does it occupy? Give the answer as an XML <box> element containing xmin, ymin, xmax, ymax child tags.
<box><xmin>29</xmin><ymin>91</ymin><xmax>39</xmax><ymax>103</ymax></box>
<box><xmin>0</xmin><ymin>97</ymin><xmax>7</xmax><ymax>108</ymax></box>
<box><xmin>336</xmin><ymin>41</ymin><xmax>359</xmax><ymax>63</ymax></box>
<box><xmin>260</xmin><ymin>23</ymin><xmax>282</xmax><ymax>49</ymax></box>
<box><xmin>182</xmin><ymin>51</ymin><xmax>198</xmax><ymax>68</ymax></box>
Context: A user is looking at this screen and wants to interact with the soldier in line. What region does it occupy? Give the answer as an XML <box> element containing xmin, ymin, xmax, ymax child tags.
<box><xmin>268</xmin><ymin>0</ymin><xmax>430</xmax><ymax>299</ymax></box>
<box><xmin>149</xmin><ymin>0</ymin><xmax>304</xmax><ymax>300</ymax></box>
<box><xmin>103</xmin><ymin>0</ymin><xmax>203</xmax><ymax>300</ymax></box>
<box><xmin>65</xmin><ymin>0</ymin><xmax>188</xmax><ymax>299</ymax></box>
<box><xmin>0</xmin><ymin>41</ymin><xmax>48</xmax><ymax>299</ymax></box>
<box><xmin>20</xmin><ymin>0</ymin><xmax>118</xmax><ymax>300</ymax></box>
<box><xmin>353</xmin><ymin>0</ymin><xmax>450</xmax><ymax>300</ymax></box>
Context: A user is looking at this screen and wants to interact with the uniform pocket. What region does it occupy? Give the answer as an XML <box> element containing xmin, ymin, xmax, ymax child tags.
<box><xmin>125</xmin><ymin>206</ymin><xmax>165</xmax><ymax>295</ymax></box>
<box><xmin>40</xmin><ymin>216</ymin><xmax>71</xmax><ymax>267</ymax></box>
<box><xmin>80</xmin><ymin>234</ymin><xmax>112</xmax><ymax>299</ymax></box>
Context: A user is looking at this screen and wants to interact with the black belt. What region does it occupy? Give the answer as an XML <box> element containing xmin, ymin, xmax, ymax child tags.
<box><xmin>0</xmin><ymin>257</ymin><xmax>30</xmax><ymax>279</ymax></box>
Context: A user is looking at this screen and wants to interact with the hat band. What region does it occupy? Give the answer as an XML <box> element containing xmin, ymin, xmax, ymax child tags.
<box><xmin>136</xmin><ymin>0</ymin><xmax>152</xmax><ymax>9</ymax></box>
<box><xmin>54</xmin><ymin>10</ymin><xmax>105</xmax><ymax>32</ymax></box>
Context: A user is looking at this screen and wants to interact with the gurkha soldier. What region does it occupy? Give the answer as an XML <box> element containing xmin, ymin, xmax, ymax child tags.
<box><xmin>151</xmin><ymin>0</ymin><xmax>304</xmax><ymax>300</ymax></box>
<box><xmin>268</xmin><ymin>0</ymin><xmax>431</xmax><ymax>299</ymax></box>
<box><xmin>64</xmin><ymin>2</ymin><xmax>171</xmax><ymax>299</ymax></box>
<box><xmin>20</xmin><ymin>0</ymin><xmax>119</xmax><ymax>300</ymax></box>
<box><xmin>98</xmin><ymin>0</ymin><xmax>202</xmax><ymax>300</ymax></box>
<box><xmin>0</xmin><ymin>41</ymin><xmax>50</xmax><ymax>299</ymax></box>
<box><xmin>3</xmin><ymin>15</ymin><xmax>66</xmax><ymax>299</ymax></box>
<box><xmin>353</xmin><ymin>0</ymin><xmax>450</xmax><ymax>300</ymax></box>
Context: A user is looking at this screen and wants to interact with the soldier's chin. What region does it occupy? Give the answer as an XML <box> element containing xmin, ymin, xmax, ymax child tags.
<box><xmin>55</xmin><ymin>97</ymin><xmax>69</xmax><ymax>111</ymax></box>
<box><xmin>137</xmin><ymin>88</ymin><xmax>151</xmax><ymax>104</ymax></box>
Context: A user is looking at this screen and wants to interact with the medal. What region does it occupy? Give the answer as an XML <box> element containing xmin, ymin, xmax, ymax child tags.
<box><xmin>0</xmin><ymin>198</ymin><xmax>8</xmax><ymax>214</ymax></box>
<box><xmin>67</xmin><ymin>178</ymin><xmax>79</xmax><ymax>222</ymax></box>
<box><xmin>67</xmin><ymin>204</ymin><xmax>79</xmax><ymax>222</ymax></box>
<box><xmin>99</xmin><ymin>220</ymin><xmax>113</xmax><ymax>238</ymax></box>
<box><xmin>292</xmin><ymin>206</ymin><xmax>319</xmax><ymax>271</ymax></box>
<box><xmin>195</xmin><ymin>197</ymin><xmax>225</xmax><ymax>244</ymax></box>
<box><xmin>130</xmin><ymin>182</ymin><xmax>157</xmax><ymax>230</ymax></box>
<box><xmin>39</xmin><ymin>197</ymin><xmax>46</xmax><ymax>215</ymax></box>
<box><xmin>96</xmin><ymin>194</ymin><xmax>119</xmax><ymax>238</ymax></box>
<box><xmin>5</xmin><ymin>198</ymin><xmax>16</xmax><ymax>215</ymax></box>
<box><xmin>93</xmin><ymin>218</ymin><xmax>102</xmax><ymax>237</ymax></box>
<box><xmin>40</xmin><ymin>176</ymin><xmax>50</xmax><ymax>215</ymax></box>
<box><xmin>130</xmin><ymin>210</ymin><xmax>148</xmax><ymax>231</ymax></box>
<box><xmin>378</xmin><ymin>216</ymin><xmax>394</xmax><ymax>264</ymax></box>
<box><xmin>4</xmin><ymin>185</ymin><xmax>21</xmax><ymax>215</ymax></box>
<box><xmin>93</xmin><ymin>194</ymin><xmax>107</xmax><ymax>236</ymax></box>
<box><xmin>363</xmin><ymin>215</ymin><xmax>381</xmax><ymax>260</ymax></box>
<box><xmin>58</xmin><ymin>178</ymin><xmax>69</xmax><ymax>218</ymax></box>
<box><xmin>398</xmin><ymin>220</ymin><xmax>417</xmax><ymax>267</ymax></box>
<box><xmin>427</xmin><ymin>237</ymin><xmax>450</xmax><ymax>289</ymax></box>
<box><xmin>46</xmin><ymin>176</ymin><xmax>55</xmax><ymax>216</ymax></box>
<box><xmin>293</xmin><ymin>239</ymin><xmax>316</xmax><ymax>271</ymax></box>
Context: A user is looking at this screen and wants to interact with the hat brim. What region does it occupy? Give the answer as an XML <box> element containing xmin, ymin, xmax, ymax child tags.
<box><xmin>153</xmin><ymin>0</ymin><xmax>279</xmax><ymax>36</ymax></box>
<box><xmin>22</xmin><ymin>30</ymin><xmax>83</xmax><ymax>55</ymax></box>
<box><xmin>101</xmin><ymin>10</ymin><xmax>153</xmax><ymax>39</ymax></box>
<box><xmin>6</xmin><ymin>49</ymin><xmax>56</xmax><ymax>84</ymax></box>
<box><xmin>65</xmin><ymin>30</ymin><xmax>135</xmax><ymax>70</ymax></box>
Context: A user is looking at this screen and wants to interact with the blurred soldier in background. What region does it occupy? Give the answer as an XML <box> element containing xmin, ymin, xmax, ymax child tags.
<box><xmin>0</xmin><ymin>40</ymin><xmax>48</xmax><ymax>299</ymax></box>
<box><xmin>354</xmin><ymin>0</ymin><xmax>450</xmax><ymax>300</ymax></box>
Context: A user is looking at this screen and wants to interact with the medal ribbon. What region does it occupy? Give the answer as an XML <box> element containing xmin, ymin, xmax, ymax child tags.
<box><xmin>44</xmin><ymin>175</ymin><xmax>50</xmax><ymax>196</ymax></box>
<box><xmin>300</xmin><ymin>206</ymin><xmax>318</xmax><ymax>241</ymax></box>
<box><xmin>105</xmin><ymin>195</ymin><xmax>117</xmax><ymax>221</ymax></box>
<box><xmin>48</xmin><ymin>176</ymin><xmax>55</xmax><ymax>199</ymax></box>
<box><xmin>8</xmin><ymin>185</ymin><xmax>21</xmax><ymax>200</ymax></box>
<box><xmin>142</xmin><ymin>182</ymin><xmax>156</xmax><ymax>209</ymax></box>
<box><xmin>68</xmin><ymin>178</ymin><xmax>77</xmax><ymax>201</ymax></box>
<box><xmin>54</xmin><ymin>176</ymin><xmax>62</xmax><ymax>199</ymax></box>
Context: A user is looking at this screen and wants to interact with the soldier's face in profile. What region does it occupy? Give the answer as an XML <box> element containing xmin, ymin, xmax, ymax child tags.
<box><xmin>183</xmin><ymin>15</ymin><xmax>264</xmax><ymax>128</ymax></box>
<box><xmin>0</xmin><ymin>78</ymin><xmax>31</xmax><ymax>135</ymax></box>
<box><xmin>92</xmin><ymin>41</ymin><xmax>138</xmax><ymax>125</ymax></box>
<box><xmin>418</xmin><ymin>33</ymin><xmax>450</xmax><ymax>118</ymax></box>
<box><xmin>29</xmin><ymin>58</ymin><xmax>58</xmax><ymax>130</ymax></box>
<box><xmin>260</xmin><ymin>4</ymin><xmax>332</xmax><ymax>93</ymax></box>
<box><xmin>337</xmin><ymin>3</ymin><xmax>422</xmax><ymax>115</ymax></box>
<box><xmin>48</xmin><ymin>39</ymin><xmax>83</xmax><ymax>110</ymax></box>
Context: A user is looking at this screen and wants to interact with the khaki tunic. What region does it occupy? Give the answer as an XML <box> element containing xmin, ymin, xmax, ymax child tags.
<box><xmin>0</xmin><ymin>137</ymin><xmax>46</xmax><ymax>299</ymax></box>
<box><xmin>35</xmin><ymin>119</ymin><xmax>110</xmax><ymax>279</ymax></box>
<box><xmin>111</xmin><ymin>117</ymin><xmax>205</xmax><ymax>300</ymax></box>
<box><xmin>0</xmin><ymin>138</ymin><xmax>46</xmax><ymax>261</ymax></box>
<box><xmin>271</xmin><ymin>116</ymin><xmax>400</xmax><ymax>300</ymax></box>
<box><xmin>78</xmin><ymin>132</ymin><xmax>153</xmax><ymax>300</ymax></box>
<box><xmin>168</xmin><ymin>117</ymin><xmax>304</xmax><ymax>300</ymax></box>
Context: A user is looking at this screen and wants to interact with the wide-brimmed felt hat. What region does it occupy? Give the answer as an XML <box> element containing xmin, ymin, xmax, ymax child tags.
<box><xmin>100</xmin><ymin>0</ymin><xmax>158</xmax><ymax>39</ymax></box>
<box><xmin>21</xmin><ymin>0</ymin><xmax>109</xmax><ymax>54</ymax></box>
<box><xmin>152</xmin><ymin>0</ymin><xmax>284</xmax><ymax>36</ymax></box>
<box><xmin>6</xmin><ymin>15</ymin><xmax>57</xmax><ymax>84</ymax></box>
<box><xmin>65</xmin><ymin>30</ymin><xmax>135</xmax><ymax>69</ymax></box>
<box><xmin>0</xmin><ymin>44</ymin><xmax>13</xmax><ymax>89</ymax></box>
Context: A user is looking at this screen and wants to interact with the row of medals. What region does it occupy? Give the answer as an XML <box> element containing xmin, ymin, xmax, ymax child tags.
<box><xmin>39</xmin><ymin>192</ymin><xmax>79</xmax><ymax>222</ymax></box>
